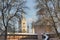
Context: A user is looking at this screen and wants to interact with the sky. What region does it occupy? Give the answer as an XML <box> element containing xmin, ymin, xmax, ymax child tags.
<box><xmin>25</xmin><ymin>0</ymin><xmax>37</xmax><ymax>25</ymax></box>
<box><xmin>24</xmin><ymin>0</ymin><xmax>38</xmax><ymax>33</ymax></box>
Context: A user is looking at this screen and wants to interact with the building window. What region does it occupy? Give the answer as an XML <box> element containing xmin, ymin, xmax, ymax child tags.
<box><xmin>23</xmin><ymin>23</ymin><xmax>25</xmax><ymax>24</ymax></box>
<box><xmin>22</xmin><ymin>29</ymin><xmax>26</xmax><ymax>33</ymax></box>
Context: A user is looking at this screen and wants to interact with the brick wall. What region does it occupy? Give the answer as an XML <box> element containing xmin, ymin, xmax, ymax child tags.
<box><xmin>34</xmin><ymin>26</ymin><xmax>60</xmax><ymax>40</ymax></box>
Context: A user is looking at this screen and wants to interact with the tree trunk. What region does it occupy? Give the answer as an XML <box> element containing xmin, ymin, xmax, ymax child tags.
<box><xmin>5</xmin><ymin>26</ymin><xmax>7</xmax><ymax>40</ymax></box>
<box><xmin>49</xmin><ymin>10</ymin><xmax>59</xmax><ymax>37</ymax></box>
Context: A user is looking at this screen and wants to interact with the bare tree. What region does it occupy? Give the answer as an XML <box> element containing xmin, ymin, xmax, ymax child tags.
<box><xmin>0</xmin><ymin>0</ymin><xmax>27</xmax><ymax>40</ymax></box>
<box><xmin>35</xmin><ymin>0</ymin><xmax>60</xmax><ymax>38</ymax></box>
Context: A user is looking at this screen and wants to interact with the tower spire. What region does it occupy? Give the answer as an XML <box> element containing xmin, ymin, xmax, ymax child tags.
<box><xmin>21</xmin><ymin>9</ymin><xmax>25</xmax><ymax>19</ymax></box>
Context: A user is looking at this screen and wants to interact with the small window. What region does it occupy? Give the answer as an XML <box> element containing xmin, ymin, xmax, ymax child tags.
<box><xmin>23</xmin><ymin>23</ymin><xmax>25</xmax><ymax>24</ymax></box>
<box><xmin>22</xmin><ymin>29</ymin><xmax>26</xmax><ymax>33</ymax></box>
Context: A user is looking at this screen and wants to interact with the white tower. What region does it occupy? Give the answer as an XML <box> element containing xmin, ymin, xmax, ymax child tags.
<box><xmin>21</xmin><ymin>13</ymin><xmax>27</xmax><ymax>33</ymax></box>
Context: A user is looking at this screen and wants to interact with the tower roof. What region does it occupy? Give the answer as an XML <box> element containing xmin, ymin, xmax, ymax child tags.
<box><xmin>21</xmin><ymin>13</ymin><xmax>26</xmax><ymax>21</ymax></box>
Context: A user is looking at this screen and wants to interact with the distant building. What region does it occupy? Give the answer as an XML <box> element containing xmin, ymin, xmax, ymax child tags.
<box><xmin>18</xmin><ymin>12</ymin><xmax>35</xmax><ymax>33</ymax></box>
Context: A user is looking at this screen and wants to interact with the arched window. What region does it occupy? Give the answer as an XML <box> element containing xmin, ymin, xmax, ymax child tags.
<box><xmin>22</xmin><ymin>29</ymin><xmax>26</xmax><ymax>33</ymax></box>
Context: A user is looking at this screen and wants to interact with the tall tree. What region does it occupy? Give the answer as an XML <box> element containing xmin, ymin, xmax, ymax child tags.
<box><xmin>0</xmin><ymin>0</ymin><xmax>27</xmax><ymax>40</ymax></box>
<box><xmin>35</xmin><ymin>0</ymin><xmax>60</xmax><ymax>38</ymax></box>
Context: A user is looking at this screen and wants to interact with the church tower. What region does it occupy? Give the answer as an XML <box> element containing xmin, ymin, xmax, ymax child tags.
<box><xmin>21</xmin><ymin>13</ymin><xmax>27</xmax><ymax>33</ymax></box>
